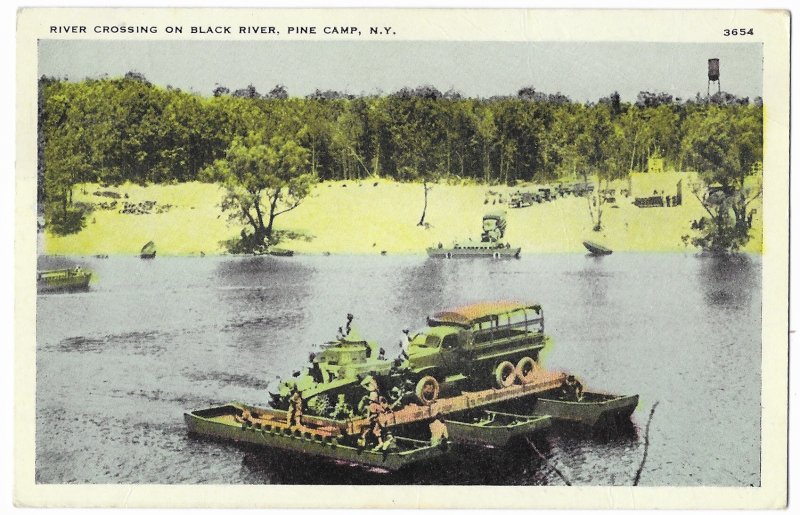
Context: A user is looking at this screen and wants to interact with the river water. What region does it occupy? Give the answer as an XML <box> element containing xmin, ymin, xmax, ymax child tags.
<box><xmin>35</xmin><ymin>253</ymin><xmax>761</xmax><ymax>486</ymax></box>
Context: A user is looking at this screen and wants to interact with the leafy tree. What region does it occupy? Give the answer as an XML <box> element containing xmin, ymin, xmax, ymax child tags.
<box><xmin>682</xmin><ymin>105</ymin><xmax>762</xmax><ymax>252</ymax></box>
<box><xmin>212</xmin><ymin>85</ymin><xmax>230</xmax><ymax>97</ymax></box>
<box><xmin>267</xmin><ymin>84</ymin><xmax>289</xmax><ymax>99</ymax></box>
<box><xmin>574</xmin><ymin>104</ymin><xmax>613</xmax><ymax>231</ymax></box>
<box><xmin>387</xmin><ymin>88</ymin><xmax>448</xmax><ymax>225</ymax></box>
<box><xmin>205</xmin><ymin>131</ymin><xmax>317</xmax><ymax>252</ymax></box>
<box><xmin>232</xmin><ymin>84</ymin><xmax>261</xmax><ymax>99</ymax></box>
<box><xmin>330</xmin><ymin>100</ymin><xmax>372</xmax><ymax>180</ymax></box>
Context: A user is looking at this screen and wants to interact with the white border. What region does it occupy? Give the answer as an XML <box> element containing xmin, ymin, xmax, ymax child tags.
<box><xmin>8</xmin><ymin>2</ymin><xmax>792</xmax><ymax>512</ymax></box>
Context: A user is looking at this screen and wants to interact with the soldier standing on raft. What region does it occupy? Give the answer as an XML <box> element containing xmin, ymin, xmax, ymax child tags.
<box><xmin>236</xmin><ymin>408</ymin><xmax>253</xmax><ymax>425</ymax></box>
<box><xmin>399</xmin><ymin>329</ymin><xmax>412</xmax><ymax>360</ymax></box>
<box><xmin>358</xmin><ymin>376</ymin><xmax>390</xmax><ymax>448</ymax></box>
<box><xmin>286</xmin><ymin>385</ymin><xmax>303</xmax><ymax>427</ymax></box>
<box><xmin>336</xmin><ymin>313</ymin><xmax>355</xmax><ymax>340</ymax></box>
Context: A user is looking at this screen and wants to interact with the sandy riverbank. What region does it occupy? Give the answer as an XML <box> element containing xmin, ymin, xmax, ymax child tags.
<box><xmin>42</xmin><ymin>172</ymin><xmax>762</xmax><ymax>256</ymax></box>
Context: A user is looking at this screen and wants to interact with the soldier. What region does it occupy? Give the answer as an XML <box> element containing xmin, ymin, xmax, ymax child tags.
<box><xmin>429</xmin><ymin>415</ymin><xmax>449</xmax><ymax>447</ymax></box>
<box><xmin>357</xmin><ymin>391</ymin><xmax>382</xmax><ymax>447</ymax></box>
<box><xmin>345</xmin><ymin>313</ymin><xmax>354</xmax><ymax>336</ymax></box>
<box><xmin>236</xmin><ymin>408</ymin><xmax>253</xmax><ymax>425</ymax></box>
<box><xmin>375</xmin><ymin>430</ymin><xmax>397</xmax><ymax>451</ymax></box>
<box><xmin>389</xmin><ymin>379</ymin><xmax>416</xmax><ymax>410</ymax></box>
<box><xmin>286</xmin><ymin>385</ymin><xmax>303</xmax><ymax>427</ymax></box>
<box><xmin>399</xmin><ymin>329</ymin><xmax>412</xmax><ymax>360</ymax></box>
<box><xmin>360</xmin><ymin>375</ymin><xmax>379</xmax><ymax>394</ymax></box>
<box><xmin>367</xmin><ymin>391</ymin><xmax>388</xmax><ymax>448</ymax></box>
<box><xmin>336</xmin><ymin>313</ymin><xmax>356</xmax><ymax>340</ymax></box>
<box><xmin>561</xmin><ymin>375</ymin><xmax>584</xmax><ymax>402</ymax></box>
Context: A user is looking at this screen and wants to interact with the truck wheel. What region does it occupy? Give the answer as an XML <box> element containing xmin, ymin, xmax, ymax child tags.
<box><xmin>516</xmin><ymin>357</ymin><xmax>540</xmax><ymax>384</ymax></box>
<box><xmin>494</xmin><ymin>361</ymin><xmax>517</xmax><ymax>388</ymax></box>
<box><xmin>415</xmin><ymin>376</ymin><xmax>440</xmax><ymax>405</ymax></box>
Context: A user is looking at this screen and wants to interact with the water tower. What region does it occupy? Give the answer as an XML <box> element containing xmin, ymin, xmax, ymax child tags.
<box><xmin>707</xmin><ymin>58</ymin><xmax>720</xmax><ymax>96</ymax></box>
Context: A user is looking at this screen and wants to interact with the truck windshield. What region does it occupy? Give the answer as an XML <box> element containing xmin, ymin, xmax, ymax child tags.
<box><xmin>411</xmin><ymin>334</ymin><xmax>441</xmax><ymax>348</ymax></box>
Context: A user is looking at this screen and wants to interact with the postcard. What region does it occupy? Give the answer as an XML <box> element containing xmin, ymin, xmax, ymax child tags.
<box><xmin>14</xmin><ymin>7</ymin><xmax>790</xmax><ymax>509</ymax></box>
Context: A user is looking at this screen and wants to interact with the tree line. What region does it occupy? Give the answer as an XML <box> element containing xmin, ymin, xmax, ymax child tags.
<box><xmin>38</xmin><ymin>73</ymin><xmax>763</xmax><ymax>252</ymax></box>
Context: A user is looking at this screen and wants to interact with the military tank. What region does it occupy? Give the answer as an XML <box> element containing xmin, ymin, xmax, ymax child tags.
<box><xmin>267</xmin><ymin>322</ymin><xmax>399</xmax><ymax>417</ymax></box>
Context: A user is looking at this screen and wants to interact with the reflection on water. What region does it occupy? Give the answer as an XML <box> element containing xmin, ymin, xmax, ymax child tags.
<box><xmin>36</xmin><ymin>253</ymin><xmax>761</xmax><ymax>486</ymax></box>
<box><xmin>697</xmin><ymin>254</ymin><xmax>758</xmax><ymax>309</ymax></box>
<box><xmin>236</xmin><ymin>434</ymin><xmax>555</xmax><ymax>486</ymax></box>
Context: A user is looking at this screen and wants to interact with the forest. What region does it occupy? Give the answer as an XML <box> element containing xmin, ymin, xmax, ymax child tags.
<box><xmin>38</xmin><ymin>73</ymin><xmax>763</xmax><ymax>251</ymax></box>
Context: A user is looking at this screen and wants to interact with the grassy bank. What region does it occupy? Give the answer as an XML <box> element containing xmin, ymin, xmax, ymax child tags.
<box><xmin>43</xmin><ymin>172</ymin><xmax>762</xmax><ymax>256</ymax></box>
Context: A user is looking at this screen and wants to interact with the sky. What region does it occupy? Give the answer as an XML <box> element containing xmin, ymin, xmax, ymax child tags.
<box><xmin>38</xmin><ymin>40</ymin><xmax>762</xmax><ymax>102</ymax></box>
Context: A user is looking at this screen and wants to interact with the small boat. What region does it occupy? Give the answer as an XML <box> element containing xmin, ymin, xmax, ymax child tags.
<box><xmin>140</xmin><ymin>241</ymin><xmax>156</xmax><ymax>259</ymax></box>
<box><xmin>266</xmin><ymin>248</ymin><xmax>294</xmax><ymax>257</ymax></box>
<box><xmin>184</xmin><ymin>403</ymin><xmax>448</xmax><ymax>471</ymax></box>
<box><xmin>37</xmin><ymin>267</ymin><xmax>91</xmax><ymax>293</ymax></box>
<box><xmin>526</xmin><ymin>390</ymin><xmax>639</xmax><ymax>427</ymax></box>
<box><xmin>444</xmin><ymin>410</ymin><xmax>551</xmax><ymax>447</ymax></box>
<box><xmin>583</xmin><ymin>240</ymin><xmax>612</xmax><ymax>256</ymax></box>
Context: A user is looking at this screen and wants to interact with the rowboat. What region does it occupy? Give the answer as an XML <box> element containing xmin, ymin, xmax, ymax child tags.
<box><xmin>525</xmin><ymin>391</ymin><xmax>638</xmax><ymax>427</ymax></box>
<box><xmin>184</xmin><ymin>403</ymin><xmax>449</xmax><ymax>471</ymax></box>
<box><xmin>140</xmin><ymin>241</ymin><xmax>156</xmax><ymax>259</ymax></box>
<box><xmin>444</xmin><ymin>410</ymin><xmax>551</xmax><ymax>447</ymax></box>
<box><xmin>582</xmin><ymin>240</ymin><xmax>613</xmax><ymax>256</ymax></box>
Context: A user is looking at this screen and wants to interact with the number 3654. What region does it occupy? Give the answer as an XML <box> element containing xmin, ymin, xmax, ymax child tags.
<box><xmin>723</xmin><ymin>28</ymin><xmax>754</xmax><ymax>36</ymax></box>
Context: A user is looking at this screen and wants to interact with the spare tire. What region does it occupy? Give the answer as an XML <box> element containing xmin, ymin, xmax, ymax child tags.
<box><xmin>415</xmin><ymin>376</ymin><xmax>440</xmax><ymax>405</ymax></box>
<box><xmin>516</xmin><ymin>356</ymin><xmax>540</xmax><ymax>384</ymax></box>
<box><xmin>494</xmin><ymin>361</ymin><xmax>517</xmax><ymax>388</ymax></box>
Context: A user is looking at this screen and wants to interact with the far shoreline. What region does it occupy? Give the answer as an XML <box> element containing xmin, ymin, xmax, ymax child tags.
<box><xmin>41</xmin><ymin>174</ymin><xmax>763</xmax><ymax>257</ymax></box>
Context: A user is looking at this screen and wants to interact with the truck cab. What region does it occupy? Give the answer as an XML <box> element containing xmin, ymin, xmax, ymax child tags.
<box><xmin>406</xmin><ymin>325</ymin><xmax>472</xmax><ymax>376</ymax></box>
<box><xmin>480</xmin><ymin>211</ymin><xmax>507</xmax><ymax>242</ymax></box>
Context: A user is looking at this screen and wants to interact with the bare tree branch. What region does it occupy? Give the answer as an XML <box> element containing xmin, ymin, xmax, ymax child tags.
<box><xmin>633</xmin><ymin>401</ymin><xmax>659</xmax><ymax>486</ymax></box>
<box><xmin>691</xmin><ymin>189</ymin><xmax>716</xmax><ymax>219</ymax></box>
<box><xmin>526</xmin><ymin>437</ymin><xmax>572</xmax><ymax>486</ymax></box>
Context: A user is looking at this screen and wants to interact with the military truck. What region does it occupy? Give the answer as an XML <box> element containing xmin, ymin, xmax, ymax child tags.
<box><xmin>509</xmin><ymin>191</ymin><xmax>534</xmax><ymax>208</ymax></box>
<box><xmin>403</xmin><ymin>301</ymin><xmax>550</xmax><ymax>403</ymax></box>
